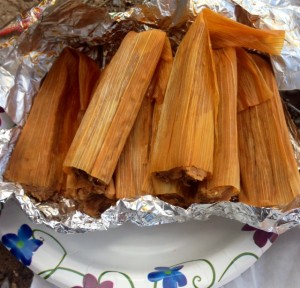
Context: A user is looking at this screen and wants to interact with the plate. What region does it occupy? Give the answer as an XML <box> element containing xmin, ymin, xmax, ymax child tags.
<box><xmin>0</xmin><ymin>199</ymin><xmax>275</xmax><ymax>288</ymax></box>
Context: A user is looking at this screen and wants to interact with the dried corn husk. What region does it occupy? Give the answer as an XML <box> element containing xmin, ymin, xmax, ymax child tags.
<box><xmin>115</xmin><ymin>37</ymin><xmax>173</xmax><ymax>199</ymax></box>
<box><xmin>253</xmin><ymin>54</ymin><xmax>300</xmax><ymax>201</ymax></box>
<box><xmin>151</xmin><ymin>37</ymin><xmax>174</xmax><ymax>147</ymax></box>
<box><xmin>199</xmin><ymin>48</ymin><xmax>239</xmax><ymax>200</ymax></box>
<box><xmin>150</xmin><ymin>13</ymin><xmax>218</xmax><ymax>182</ymax></box>
<box><xmin>64</xmin><ymin>30</ymin><xmax>166</xmax><ymax>186</ymax></box>
<box><xmin>238</xmin><ymin>53</ymin><xmax>300</xmax><ymax>207</ymax></box>
<box><xmin>115</xmin><ymin>93</ymin><xmax>154</xmax><ymax>199</ymax></box>
<box><xmin>202</xmin><ymin>8</ymin><xmax>285</xmax><ymax>55</ymax></box>
<box><xmin>236</xmin><ymin>49</ymin><xmax>273</xmax><ymax>112</ymax></box>
<box><xmin>4</xmin><ymin>48</ymin><xmax>100</xmax><ymax>201</ymax></box>
<box><xmin>140</xmin><ymin>37</ymin><xmax>174</xmax><ymax>196</ymax></box>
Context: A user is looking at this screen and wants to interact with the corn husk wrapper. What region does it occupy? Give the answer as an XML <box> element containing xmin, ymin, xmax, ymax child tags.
<box><xmin>238</xmin><ymin>53</ymin><xmax>300</xmax><ymax>207</ymax></box>
<box><xmin>115</xmin><ymin>37</ymin><xmax>176</xmax><ymax>200</ymax></box>
<box><xmin>236</xmin><ymin>49</ymin><xmax>273</xmax><ymax>112</ymax></box>
<box><xmin>198</xmin><ymin>48</ymin><xmax>239</xmax><ymax>201</ymax></box>
<box><xmin>202</xmin><ymin>8</ymin><xmax>285</xmax><ymax>55</ymax></box>
<box><xmin>4</xmin><ymin>48</ymin><xmax>100</xmax><ymax>201</ymax></box>
<box><xmin>64</xmin><ymin>29</ymin><xmax>166</xmax><ymax>186</ymax></box>
<box><xmin>140</xmin><ymin>38</ymin><xmax>174</xmax><ymax>197</ymax></box>
<box><xmin>114</xmin><ymin>91</ymin><xmax>154</xmax><ymax>199</ymax></box>
<box><xmin>150</xmin><ymin>12</ymin><xmax>218</xmax><ymax>182</ymax></box>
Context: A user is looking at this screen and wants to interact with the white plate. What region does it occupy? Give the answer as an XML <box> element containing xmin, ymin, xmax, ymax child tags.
<box><xmin>0</xmin><ymin>199</ymin><xmax>275</xmax><ymax>288</ymax></box>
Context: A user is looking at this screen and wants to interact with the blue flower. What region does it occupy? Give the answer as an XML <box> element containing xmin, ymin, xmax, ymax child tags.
<box><xmin>1</xmin><ymin>224</ymin><xmax>43</xmax><ymax>266</ymax></box>
<box><xmin>148</xmin><ymin>265</ymin><xmax>187</xmax><ymax>288</ymax></box>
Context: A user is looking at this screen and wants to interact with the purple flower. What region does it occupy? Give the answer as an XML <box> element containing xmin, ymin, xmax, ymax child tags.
<box><xmin>242</xmin><ymin>224</ymin><xmax>278</xmax><ymax>248</ymax></box>
<box><xmin>148</xmin><ymin>266</ymin><xmax>187</xmax><ymax>288</ymax></box>
<box><xmin>73</xmin><ymin>274</ymin><xmax>113</xmax><ymax>288</ymax></box>
<box><xmin>1</xmin><ymin>224</ymin><xmax>43</xmax><ymax>266</ymax></box>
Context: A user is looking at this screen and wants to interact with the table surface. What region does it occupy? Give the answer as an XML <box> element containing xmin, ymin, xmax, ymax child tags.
<box><xmin>28</xmin><ymin>226</ymin><xmax>300</xmax><ymax>288</ymax></box>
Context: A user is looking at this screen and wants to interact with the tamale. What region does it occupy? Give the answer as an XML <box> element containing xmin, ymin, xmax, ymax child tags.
<box><xmin>140</xmin><ymin>38</ymin><xmax>175</xmax><ymax>197</ymax></box>
<box><xmin>202</xmin><ymin>8</ymin><xmax>285</xmax><ymax>55</ymax></box>
<box><xmin>4</xmin><ymin>48</ymin><xmax>100</xmax><ymax>201</ymax></box>
<box><xmin>150</xmin><ymin>13</ymin><xmax>218</xmax><ymax>182</ymax></box>
<box><xmin>199</xmin><ymin>48</ymin><xmax>239</xmax><ymax>200</ymax></box>
<box><xmin>115</xmin><ymin>93</ymin><xmax>154</xmax><ymax>199</ymax></box>
<box><xmin>64</xmin><ymin>30</ymin><xmax>166</xmax><ymax>186</ymax></box>
<box><xmin>115</xmin><ymin>37</ymin><xmax>174</xmax><ymax>200</ymax></box>
<box><xmin>237</xmin><ymin>53</ymin><xmax>300</xmax><ymax>207</ymax></box>
<box><xmin>252</xmin><ymin>54</ymin><xmax>300</xmax><ymax>203</ymax></box>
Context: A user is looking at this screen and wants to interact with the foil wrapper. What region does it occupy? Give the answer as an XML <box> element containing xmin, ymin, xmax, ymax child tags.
<box><xmin>1</xmin><ymin>0</ymin><xmax>300</xmax><ymax>234</ymax></box>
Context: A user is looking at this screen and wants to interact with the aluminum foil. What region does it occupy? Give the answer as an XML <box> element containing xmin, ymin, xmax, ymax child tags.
<box><xmin>1</xmin><ymin>0</ymin><xmax>300</xmax><ymax>234</ymax></box>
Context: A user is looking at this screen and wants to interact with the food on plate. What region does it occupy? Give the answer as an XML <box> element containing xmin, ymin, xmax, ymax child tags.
<box><xmin>115</xmin><ymin>37</ymin><xmax>173</xmax><ymax>199</ymax></box>
<box><xmin>63</xmin><ymin>29</ymin><xmax>166</xmax><ymax>187</ymax></box>
<box><xmin>238</xmin><ymin>52</ymin><xmax>300</xmax><ymax>206</ymax></box>
<box><xmin>198</xmin><ymin>47</ymin><xmax>240</xmax><ymax>202</ymax></box>
<box><xmin>150</xmin><ymin>12</ymin><xmax>216</xmax><ymax>184</ymax></box>
<box><xmin>5</xmin><ymin>8</ymin><xmax>298</xmax><ymax>218</ymax></box>
<box><xmin>4</xmin><ymin>47</ymin><xmax>100</xmax><ymax>201</ymax></box>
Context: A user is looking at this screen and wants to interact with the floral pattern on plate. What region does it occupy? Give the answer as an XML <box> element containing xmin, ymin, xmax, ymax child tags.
<box><xmin>242</xmin><ymin>224</ymin><xmax>278</xmax><ymax>248</ymax></box>
<box><xmin>0</xmin><ymin>222</ymin><xmax>277</xmax><ymax>288</ymax></box>
<box><xmin>1</xmin><ymin>224</ymin><xmax>43</xmax><ymax>266</ymax></box>
<box><xmin>148</xmin><ymin>265</ymin><xmax>187</xmax><ymax>288</ymax></box>
<box><xmin>73</xmin><ymin>274</ymin><xmax>114</xmax><ymax>288</ymax></box>
<box><xmin>0</xmin><ymin>196</ymin><xmax>278</xmax><ymax>288</ymax></box>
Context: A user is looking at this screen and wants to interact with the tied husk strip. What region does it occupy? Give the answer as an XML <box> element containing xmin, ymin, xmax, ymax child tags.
<box><xmin>150</xmin><ymin>13</ymin><xmax>218</xmax><ymax>182</ymax></box>
<box><xmin>238</xmin><ymin>53</ymin><xmax>300</xmax><ymax>207</ymax></box>
<box><xmin>64</xmin><ymin>30</ymin><xmax>166</xmax><ymax>186</ymax></box>
<box><xmin>202</xmin><ymin>8</ymin><xmax>285</xmax><ymax>55</ymax></box>
<box><xmin>236</xmin><ymin>49</ymin><xmax>273</xmax><ymax>112</ymax></box>
<box><xmin>199</xmin><ymin>48</ymin><xmax>239</xmax><ymax>200</ymax></box>
<box><xmin>4</xmin><ymin>48</ymin><xmax>100</xmax><ymax>201</ymax></box>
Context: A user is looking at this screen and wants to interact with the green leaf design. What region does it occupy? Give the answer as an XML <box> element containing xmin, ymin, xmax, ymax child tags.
<box><xmin>98</xmin><ymin>270</ymin><xmax>135</xmax><ymax>288</ymax></box>
<box><xmin>192</xmin><ymin>275</ymin><xmax>202</xmax><ymax>288</ymax></box>
<box><xmin>39</xmin><ymin>267</ymin><xmax>85</xmax><ymax>277</ymax></box>
<box><xmin>218</xmin><ymin>252</ymin><xmax>259</xmax><ymax>282</ymax></box>
<box><xmin>32</xmin><ymin>229</ymin><xmax>67</xmax><ymax>279</ymax></box>
<box><xmin>30</xmin><ymin>227</ymin><xmax>259</xmax><ymax>288</ymax></box>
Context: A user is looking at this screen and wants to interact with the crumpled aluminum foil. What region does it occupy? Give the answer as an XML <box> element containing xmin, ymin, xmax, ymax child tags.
<box><xmin>1</xmin><ymin>0</ymin><xmax>300</xmax><ymax>234</ymax></box>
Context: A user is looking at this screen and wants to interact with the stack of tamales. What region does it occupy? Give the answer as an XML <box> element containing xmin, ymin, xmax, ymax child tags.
<box><xmin>4</xmin><ymin>9</ymin><xmax>300</xmax><ymax>218</ymax></box>
<box><xmin>148</xmin><ymin>9</ymin><xmax>298</xmax><ymax>207</ymax></box>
